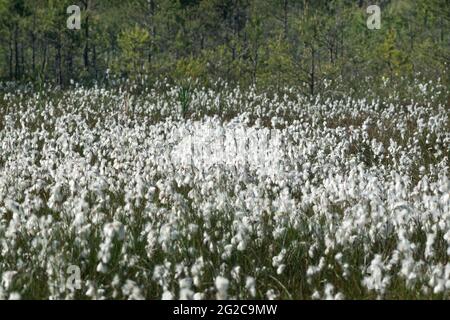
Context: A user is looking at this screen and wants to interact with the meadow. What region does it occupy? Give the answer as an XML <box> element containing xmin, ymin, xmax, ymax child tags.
<box><xmin>0</xmin><ymin>79</ymin><xmax>448</xmax><ymax>299</ymax></box>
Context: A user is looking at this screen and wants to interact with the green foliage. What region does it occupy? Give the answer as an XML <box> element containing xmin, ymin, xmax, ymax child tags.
<box><xmin>259</xmin><ymin>36</ymin><xmax>293</xmax><ymax>90</ymax></box>
<box><xmin>379</xmin><ymin>29</ymin><xmax>413</xmax><ymax>78</ymax></box>
<box><xmin>173</xmin><ymin>55</ymin><xmax>207</xmax><ymax>83</ymax></box>
<box><xmin>0</xmin><ymin>0</ymin><xmax>448</xmax><ymax>100</ymax></box>
<box><xmin>117</xmin><ymin>26</ymin><xmax>151</xmax><ymax>77</ymax></box>
<box><xmin>178</xmin><ymin>85</ymin><xmax>191</xmax><ymax>117</ymax></box>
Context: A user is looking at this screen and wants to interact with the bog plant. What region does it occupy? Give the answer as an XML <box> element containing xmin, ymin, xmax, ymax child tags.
<box><xmin>178</xmin><ymin>85</ymin><xmax>192</xmax><ymax>118</ymax></box>
<box><xmin>0</xmin><ymin>79</ymin><xmax>448</xmax><ymax>300</ymax></box>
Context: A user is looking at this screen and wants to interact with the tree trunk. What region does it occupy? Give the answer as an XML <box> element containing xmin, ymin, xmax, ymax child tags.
<box><xmin>56</xmin><ymin>34</ymin><xmax>63</xmax><ymax>86</ymax></box>
<box><xmin>309</xmin><ymin>45</ymin><xmax>315</xmax><ymax>97</ymax></box>
<box><xmin>9</xmin><ymin>30</ymin><xmax>13</xmax><ymax>80</ymax></box>
<box><xmin>32</xmin><ymin>14</ymin><xmax>36</xmax><ymax>74</ymax></box>
<box><xmin>84</xmin><ymin>16</ymin><xmax>89</xmax><ymax>70</ymax></box>
<box><xmin>283</xmin><ymin>0</ymin><xmax>288</xmax><ymax>39</ymax></box>
<box><xmin>41</xmin><ymin>44</ymin><xmax>48</xmax><ymax>78</ymax></box>
<box><xmin>84</xmin><ymin>1</ymin><xmax>90</xmax><ymax>73</ymax></box>
<box><xmin>67</xmin><ymin>44</ymin><xmax>74</xmax><ymax>81</ymax></box>
<box><xmin>93</xmin><ymin>45</ymin><xmax>97</xmax><ymax>79</ymax></box>
<box><xmin>148</xmin><ymin>0</ymin><xmax>156</xmax><ymax>60</ymax></box>
<box><xmin>39</xmin><ymin>43</ymin><xmax>48</xmax><ymax>80</ymax></box>
<box><xmin>14</xmin><ymin>26</ymin><xmax>20</xmax><ymax>80</ymax></box>
<box><xmin>20</xmin><ymin>41</ymin><xmax>25</xmax><ymax>78</ymax></box>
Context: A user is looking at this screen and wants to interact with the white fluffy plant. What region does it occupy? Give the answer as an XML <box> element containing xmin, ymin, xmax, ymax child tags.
<box><xmin>0</xmin><ymin>80</ymin><xmax>448</xmax><ymax>299</ymax></box>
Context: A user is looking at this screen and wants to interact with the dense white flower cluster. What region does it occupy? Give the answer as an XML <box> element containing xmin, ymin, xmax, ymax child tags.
<box><xmin>0</xmin><ymin>82</ymin><xmax>448</xmax><ymax>299</ymax></box>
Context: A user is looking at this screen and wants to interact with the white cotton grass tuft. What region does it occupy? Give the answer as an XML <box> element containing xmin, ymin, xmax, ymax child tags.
<box><xmin>0</xmin><ymin>80</ymin><xmax>448</xmax><ymax>299</ymax></box>
<box><xmin>215</xmin><ymin>276</ymin><xmax>230</xmax><ymax>300</ymax></box>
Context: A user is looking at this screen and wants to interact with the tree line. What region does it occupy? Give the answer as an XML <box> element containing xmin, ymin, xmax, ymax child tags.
<box><xmin>0</xmin><ymin>0</ymin><xmax>449</xmax><ymax>97</ymax></box>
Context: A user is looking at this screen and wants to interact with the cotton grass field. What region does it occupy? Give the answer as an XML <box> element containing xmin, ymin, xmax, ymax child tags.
<box><xmin>0</xmin><ymin>80</ymin><xmax>449</xmax><ymax>300</ymax></box>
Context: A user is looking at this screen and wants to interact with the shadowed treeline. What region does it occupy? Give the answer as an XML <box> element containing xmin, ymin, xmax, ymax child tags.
<box><xmin>0</xmin><ymin>0</ymin><xmax>449</xmax><ymax>97</ymax></box>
